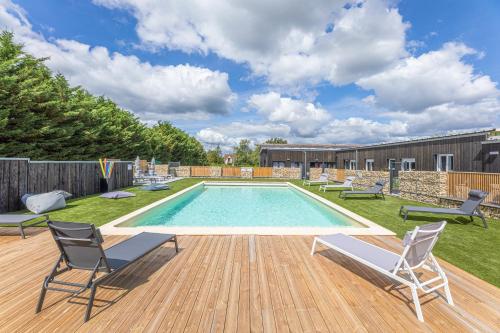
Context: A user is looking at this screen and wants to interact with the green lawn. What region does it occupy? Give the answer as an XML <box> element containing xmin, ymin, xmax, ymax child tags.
<box><xmin>11</xmin><ymin>178</ymin><xmax>500</xmax><ymax>287</ymax></box>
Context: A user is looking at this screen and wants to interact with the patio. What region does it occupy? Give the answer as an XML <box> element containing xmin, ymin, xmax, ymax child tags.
<box><xmin>0</xmin><ymin>229</ymin><xmax>498</xmax><ymax>332</ymax></box>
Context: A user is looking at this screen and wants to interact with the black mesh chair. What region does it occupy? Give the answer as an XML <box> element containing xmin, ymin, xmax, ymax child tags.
<box><xmin>36</xmin><ymin>221</ymin><xmax>178</xmax><ymax>322</ymax></box>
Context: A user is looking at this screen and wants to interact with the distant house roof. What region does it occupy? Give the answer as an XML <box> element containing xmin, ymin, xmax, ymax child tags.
<box><xmin>259</xmin><ymin>143</ymin><xmax>359</xmax><ymax>151</ymax></box>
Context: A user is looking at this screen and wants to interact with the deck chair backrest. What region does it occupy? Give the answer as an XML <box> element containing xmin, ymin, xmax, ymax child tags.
<box><xmin>319</xmin><ymin>173</ymin><xmax>328</xmax><ymax>181</ymax></box>
<box><xmin>372</xmin><ymin>180</ymin><xmax>385</xmax><ymax>192</ymax></box>
<box><xmin>459</xmin><ymin>190</ymin><xmax>488</xmax><ymax>214</ymax></box>
<box><xmin>343</xmin><ymin>176</ymin><xmax>355</xmax><ymax>186</ymax></box>
<box><xmin>48</xmin><ymin>221</ymin><xmax>110</xmax><ymax>272</ymax></box>
<box><xmin>400</xmin><ymin>221</ymin><xmax>446</xmax><ymax>269</ymax></box>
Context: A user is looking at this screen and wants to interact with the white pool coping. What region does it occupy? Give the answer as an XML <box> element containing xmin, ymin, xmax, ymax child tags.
<box><xmin>99</xmin><ymin>181</ymin><xmax>395</xmax><ymax>236</ymax></box>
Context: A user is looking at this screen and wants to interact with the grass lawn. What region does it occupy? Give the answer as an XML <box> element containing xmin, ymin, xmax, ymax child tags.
<box><xmin>9</xmin><ymin>177</ymin><xmax>500</xmax><ymax>287</ymax></box>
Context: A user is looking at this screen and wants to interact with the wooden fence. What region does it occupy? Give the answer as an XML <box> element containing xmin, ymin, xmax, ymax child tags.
<box><xmin>190</xmin><ymin>166</ymin><xmax>211</xmax><ymax>177</ymax></box>
<box><xmin>336</xmin><ymin>168</ymin><xmax>345</xmax><ymax>181</ymax></box>
<box><xmin>253</xmin><ymin>167</ymin><xmax>273</xmax><ymax>178</ymax></box>
<box><xmin>222</xmin><ymin>167</ymin><xmax>241</xmax><ymax>177</ymax></box>
<box><xmin>447</xmin><ymin>172</ymin><xmax>500</xmax><ymax>205</ymax></box>
<box><xmin>0</xmin><ymin>158</ymin><xmax>133</xmax><ymax>213</ymax></box>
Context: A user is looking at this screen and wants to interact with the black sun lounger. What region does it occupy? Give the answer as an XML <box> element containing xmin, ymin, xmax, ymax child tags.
<box><xmin>0</xmin><ymin>214</ymin><xmax>48</xmax><ymax>238</ymax></box>
<box><xmin>339</xmin><ymin>180</ymin><xmax>386</xmax><ymax>200</ymax></box>
<box><xmin>399</xmin><ymin>190</ymin><xmax>489</xmax><ymax>228</ymax></box>
<box><xmin>36</xmin><ymin>221</ymin><xmax>178</xmax><ymax>322</ymax></box>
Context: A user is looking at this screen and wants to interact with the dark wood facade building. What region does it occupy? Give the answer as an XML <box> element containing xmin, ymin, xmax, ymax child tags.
<box><xmin>259</xmin><ymin>130</ymin><xmax>500</xmax><ymax>176</ymax></box>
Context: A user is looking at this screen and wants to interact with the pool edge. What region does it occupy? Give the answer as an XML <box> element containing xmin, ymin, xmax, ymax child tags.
<box><xmin>99</xmin><ymin>181</ymin><xmax>396</xmax><ymax>236</ymax></box>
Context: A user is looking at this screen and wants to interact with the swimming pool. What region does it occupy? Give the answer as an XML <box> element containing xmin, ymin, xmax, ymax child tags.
<box><xmin>120</xmin><ymin>184</ymin><xmax>358</xmax><ymax>228</ymax></box>
<box><xmin>100</xmin><ymin>182</ymin><xmax>395</xmax><ymax>235</ymax></box>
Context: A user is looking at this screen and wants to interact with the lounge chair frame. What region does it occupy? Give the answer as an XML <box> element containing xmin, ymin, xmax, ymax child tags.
<box><xmin>303</xmin><ymin>173</ymin><xmax>329</xmax><ymax>186</ymax></box>
<box><xmin>339</xmin><ymin>180</ymin><xmax>386</xmax><ymax>200</ymax></box>
<box><xmin>319</xmin><ymin>176</ymin><xmax>355</xmax><ymax>192</ymax></box>
<box><xmin>310</xmin><ymin>222</ymin><xmax>453</xmax><ymax>322</ymax></box>
<box><xmin>36</xmin><ymin>221</ymin><xmax>178</xmax><ymax>322</ymax></box>
<box><xmin>0</xmin><ymin>214</ymin><xmax>48</xmax><ymax>238</ymax></box>
<box><xmin>399</xmin><ymin>190</ymin><xmax>489</xmax><ymax>228</ymax></box>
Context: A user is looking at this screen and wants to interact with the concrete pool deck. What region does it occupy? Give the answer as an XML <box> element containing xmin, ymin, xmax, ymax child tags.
<box><xmin>99</xmin><ymin>181</ymin><xmax>395</xmax><ymax>236</ymax></box>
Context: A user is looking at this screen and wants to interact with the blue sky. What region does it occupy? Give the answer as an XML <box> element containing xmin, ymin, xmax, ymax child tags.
<box><xmin>2</xmin><ymin>0</ymin><xmax>499</xmax><ymax>149</ymax></box>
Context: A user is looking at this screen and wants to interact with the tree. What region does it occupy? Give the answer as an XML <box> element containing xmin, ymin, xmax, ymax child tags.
<box><xmin>0</xmin><ymin>31</ymin><xmax>208</xmax><ymax>164</ymax></box>
<box><xmin>234</xmin><ymin>139</ymin><xmax>259</xmax><ymax>166</ymax></box>
<box><xmin>265</xmin><ymin>137</ymin><xmax>288</xmax><ymax>144</ymax></box>
<box><xmin>207</xmin><ymin>145</ymin><xmax>224</xmax><ymax>165</ymax></box>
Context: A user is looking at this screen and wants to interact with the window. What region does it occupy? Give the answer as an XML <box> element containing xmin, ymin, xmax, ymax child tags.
<box><xmin>388</xmin><ymin>159</ymin><xmax>396</xmax><ymax>170</ymax></box>
<box><xmin>437</xmin><ymin>154</ymin><xmax>453</xmax><ymax>171</ymax></box>
<box><xmin>290</xmin><ymin>161</ymin><xmax>303</xmax><ymax>169</ymax></box>
<box><xmin>349</xmin><ymin>160</ymin><xmax>357</xmax><ymax>170</ymax></box>
<box><xmin>365</xmin><ymin>159</ymin><xmax>374</xmax><ymax>171</ymax></box>
<box><xmin>401</xmin><ymin>158</ymin><xmax>416</xmax><ymax>171</ymax></box>
<box><xmin>272</xmin><ymin>161</ymin><xmax>285</xmax><ymax>168</ymax></box>
<box><xmin>344</xmin><ymin>159</ymin><xmax>350</xmax><ymax>169</ymax></box>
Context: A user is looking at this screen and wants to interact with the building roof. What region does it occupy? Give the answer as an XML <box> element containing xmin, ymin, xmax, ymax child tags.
<box><xmin>259</xmin><ymin>143</ymin><xmax>359</xmax><ymax>151</ymax></box>
<box><xmin>340</xmin><ymin>128</ymin><xmax>496</xmax><ymax>151</ymax></box>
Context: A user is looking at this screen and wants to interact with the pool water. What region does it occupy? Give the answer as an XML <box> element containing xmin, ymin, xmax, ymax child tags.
<box><xmin>119</xmin><ymin>185</ymin><xmax>361</xmax><ymax>228</ymax></box>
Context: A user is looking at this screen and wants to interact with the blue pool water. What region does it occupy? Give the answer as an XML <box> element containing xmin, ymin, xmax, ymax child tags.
<box><xmin>120</xmin><ymin>185</ymin><xmax>361</xmax><ymax>228</ymax></box>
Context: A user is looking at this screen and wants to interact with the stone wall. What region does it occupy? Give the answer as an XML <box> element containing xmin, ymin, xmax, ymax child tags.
<box><xmin>272</xmin><ymin>167</ymin><xmax>301</xmax><ymax>179</ymax></box>
<box><xmin>241</xmin><ymin>167</ymin><xmax>253</xmax><ymax>179</ymax></box>
<box><xmin>171</xmin><ymin>166</ymin><xmax>191</xmax><ymax>177</ymax></box>
<box><xmin>345</xmin><ymin>170</ymin><xmax>390</xmax><ymax>194</ymax></box>
<box><xmin>154</xmin><ymin>164</ymin><xmax>169</xmax><ymax>176</ymax></box>
<box><xmin>209</xmin><ymin>166</ymin><xmax>222</xmax><ymax>177</ymax></box>
<box><xmin>309</xmin><ymin>168</ymin><xmax>323</xmax><ymax>180</ymax></box>
<box><xmin>399</xmin><ymin>171</ymin><xmax>447</xmax><ymax>204</ymax></box>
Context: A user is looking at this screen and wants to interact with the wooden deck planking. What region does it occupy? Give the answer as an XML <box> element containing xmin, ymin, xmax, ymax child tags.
<box><xmin>0</xmin><ymin>229</ymin><xmax>498</xmax><ymax>332</ymax></box>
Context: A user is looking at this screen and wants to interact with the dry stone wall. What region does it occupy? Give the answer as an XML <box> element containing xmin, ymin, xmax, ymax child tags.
<box><xmin>345</xmin><ymin>170</ymin><xmax>390</xmax><ymax>194</ymax></box>
<box><xmin>272</xmin><ymin>167</ymin><xmax>301</xmax><ymax>179</ymax></box>
<box><xmin>209</xmin><ymin>166</ymin><xmax>222</xmax><ymax>177</ymax></box>
<box><xmin>399</xmin><ymin>171</ymin><xmax>447</xmax><ymax>204</ymax></box>
<box><xmin>309</xmin><ymin>168</ymin><xmax>323</xmax><ymax>180</ymax></box>
<box><xmin>154</xmin><ymin>164</ymin><xmax>169</xmax><ymax>176</ymax></box>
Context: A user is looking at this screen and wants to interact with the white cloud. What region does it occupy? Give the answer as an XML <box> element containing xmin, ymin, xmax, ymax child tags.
<box><xmin>196</xmin><ymin>122</ymin><xmax>291</xmax><ymax>150</ymax></box>
<box><xmin>0</xmin><ymin>0</ymin><xmax>235</xmax><ymax>119</ymax></box>
<box><xmin>248</xmin><ymin>92</ymin><xmax>330</xmax><ymax>137</ymax></box>
<box><xmin>357</xmin><ymin>42</ymin><xmax>499</xmax><ymax>112</ymax></box>
<box><xmin>94</xmin><ymin>0</ymin><xmax>409</xmax><ymax>86</ymax></box>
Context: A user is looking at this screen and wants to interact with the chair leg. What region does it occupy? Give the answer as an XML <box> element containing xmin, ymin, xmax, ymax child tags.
<box><xmin>444</xmin><ymin>282</ymin><xmax>454</xmax><ymax>306</ymax></box>
<box><xmin>411</xmin><ymin>286</ymin><xmax>424</xmax><ymax>322</ymax></box>
<box><xmin>174</xmin><ymin>237</ymin><xmax>179</xmax><ymax>253</ymax></box>
<box><xmin>479</xmin><ymin>214</ymin><xmax>488</xmax><ymax>229</ymax></box>
<box><xmin>84</xmin><ymin>285</ymin><xmax>97</xmax><ymax>322</ymax></box>
<box><xmin>310</xmin><ymin>238</ymin><xmax>317</xmax><ymax>256</ymax></box>
<box><xmin>35</xmin><ymin>277</ymin><xmax>48</xmax><ymax>313</ymax></box>
<box><xmin>19</xmin><ymin>224</ymin><xmax>26</xmax><ymax>239</ymax></box>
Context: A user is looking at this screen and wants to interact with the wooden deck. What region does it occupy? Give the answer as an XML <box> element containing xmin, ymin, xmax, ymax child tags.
<box><xmin>0</xmin><ymin>228</ymin><xmax>499</xmax><ymax>332</ymax></box>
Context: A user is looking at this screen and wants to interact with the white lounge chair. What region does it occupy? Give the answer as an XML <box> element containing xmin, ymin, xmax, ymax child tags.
<box><xmin>319</xmin><ymin>176</ymin><xmax>355</xmax><ymax>192</ymax></box>
<box><xmin>303</xmin><ymin>173</ymin><xmax>329</xmax><ymax>186</ymax></box>
<box><xmin>311</xmin><ymin>221</ymin><xmax>453</xmax><ymax>322</ymax></box>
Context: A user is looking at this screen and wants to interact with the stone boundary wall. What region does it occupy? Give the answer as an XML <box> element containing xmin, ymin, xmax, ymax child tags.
<box><xmin>345</xmin><ymin>170</ymin><xmax>390</xmax><ymax>194</ymax></box>
<box><xmin>309</xmin><ymin>168</ymin><xmax>323</xmax><ymax>180</ymax></box>
<box><xmin>209</xmin><ymin>166</ymin><xmax>222</xmax><ymax>177</ymax></box>
<box><xmin>438</xmin><ymin>197</ymin><xmax>500</xmax><ymax>219</ymax></box>
<box><xmin>168</xmin><ymin>166</ymin><xmax>300</xmax><ymax>179</ymax></box>
<box><xmin>272</xmin><ymin>167</ymin><xmax>301</xmax><ymax>179</ymax></box>
<box><xmin>154</xmin><ymin>164</ymin><xmax>169</xmax><ymax>176</ymax></box>
<box><xmin>399</xmin><ymin>171</ymin><xmax>447</xmax><ymax>205</ymax></box>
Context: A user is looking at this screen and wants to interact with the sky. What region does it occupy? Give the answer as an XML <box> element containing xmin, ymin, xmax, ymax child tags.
<box><xmin>1</xmin><ymin>0</ymin><xmax>499</xmax><ymax>151</ymax></box>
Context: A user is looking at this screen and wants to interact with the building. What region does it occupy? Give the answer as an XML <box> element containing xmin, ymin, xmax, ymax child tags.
<box><xmin>259</xmin><ymin>129</ymin><xmax>500</xmax><ymax>176</ymax></box>
<box><xmin>259</xmin><ymin>144</ymin><xmax>358</xmax><ymax>177</ymax></box>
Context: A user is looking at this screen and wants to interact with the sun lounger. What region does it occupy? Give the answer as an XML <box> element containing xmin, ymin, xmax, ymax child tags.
<box><xmin>311</xmin><ymin>221</ymin><xmax>452</xmax><ymax>322</ymax></box>
<box><xmin>319</xmin><ymin>176</ymin><xmax>355</xmax><ymax>192</ymax></box>
<box><xmin>339</xmin><ymin>180</ymin><xmax>386</xmax><ymax>199</ymax></box>
<box><xmin>36</xmin><ymin>221</ymin><xmax>178</xmax><ymax>322</ymax></box>
<box><xmin>303</xmin><ymin>173</ymin><xmax>329</xmax><ymax>186</ymax></box>
<box><xmin>400</xmin><ymin>190</ymin><xmax>488</xmax><ymax>228</ymax></box>
<box><xmin>0</xmin><ymin>214</ymin><xmax>48</xmax><ymax>238</ymax></box>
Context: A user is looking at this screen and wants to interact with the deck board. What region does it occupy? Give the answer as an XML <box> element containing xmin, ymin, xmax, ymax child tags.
<box><xmin>0</xmin><ymin>229</ymin><xmax>498</xmax><ymax>332</ymax></box>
